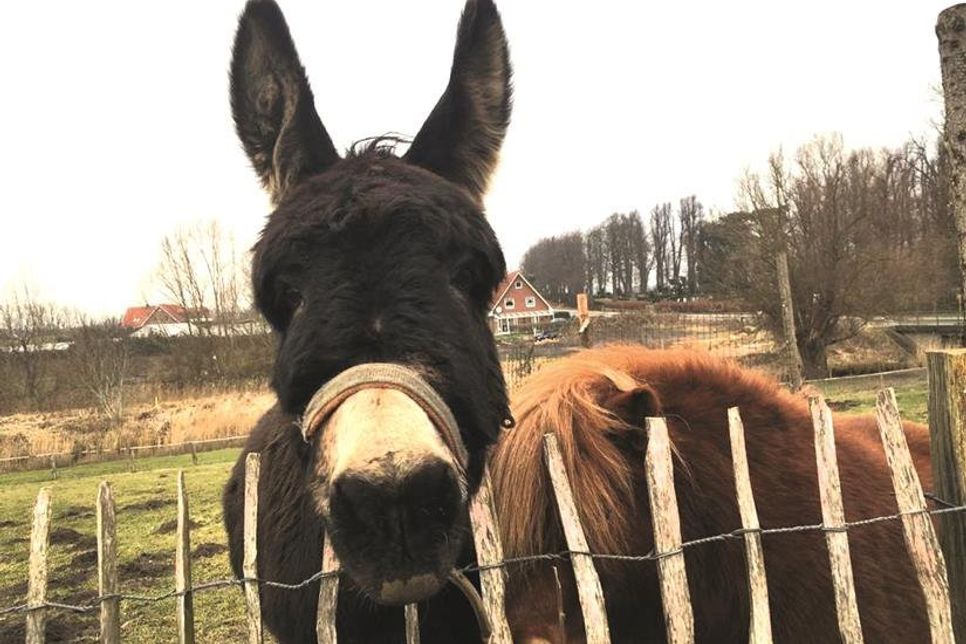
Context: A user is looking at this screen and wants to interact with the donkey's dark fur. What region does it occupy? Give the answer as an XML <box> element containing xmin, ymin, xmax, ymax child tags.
<box><xmin>222</xmin><ymin>0</ymin><xmax>511</xmax><ymax>641</ymax></box>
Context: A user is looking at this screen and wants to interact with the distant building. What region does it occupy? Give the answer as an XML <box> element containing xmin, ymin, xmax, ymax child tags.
<box><xmin>120</xmin><ymin>304</ymin><xmax>205</xmax><ymax>337</ymax></box>
<box><xmin>489</xmin><ymin>270</ymin><xmax>554</xmax><ymax>335</ymax></box>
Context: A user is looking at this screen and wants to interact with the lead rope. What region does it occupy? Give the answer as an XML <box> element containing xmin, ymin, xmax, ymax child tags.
<box><xmin>448</xmin><ymin>569</ymin><xmax>493</xmax><ymax>641</ymax></box>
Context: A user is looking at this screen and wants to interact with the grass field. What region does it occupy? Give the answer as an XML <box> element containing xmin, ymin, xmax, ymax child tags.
<box><xmin>0</xmin><ymin>448</ymin><xmax>251</xmax><ymax>643</ymax></box>
<box><xmin>0</xmin><ymin>375</ymin><xmax>928</xmax><ymax>642</ymax></box>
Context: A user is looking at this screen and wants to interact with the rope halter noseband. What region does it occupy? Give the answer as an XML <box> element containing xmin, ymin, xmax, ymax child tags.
<box><xmin>299</xmin><ymin>362</ymin><xmax>469</xmax><ymax>477</ymax></box>
<box><xmin>298</xmin><ymin>363</ymin><xmax>490</xmax><ymax>639</ymax></box>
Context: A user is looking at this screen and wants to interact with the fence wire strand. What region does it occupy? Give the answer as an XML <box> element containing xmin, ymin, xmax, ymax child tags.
<box><xmin>2</xmin><ymin>499</ymin><xmax>963</xmax><ymax>620</ymax></box>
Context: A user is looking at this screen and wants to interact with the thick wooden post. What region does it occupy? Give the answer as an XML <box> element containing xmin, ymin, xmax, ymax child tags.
<box><xmin>937</xmin><ymin>5</ymin><xmax>966</xmax><ymax>312</ymax></box>
<box><xmin>644</xmin><ymin>418</ymin><xmax>695</xmax><ymax>644</ymax></box>
<box><xmin>26</xmin><ymin>488</ymin><xmax>52</xmax><ymax>644</ymax></box>
<box><xmin>543</xmin><ymin>433</ymin><xmax>611</xmax><ymax>644</ymax></box>
<box><xmin>808</xmin><ymin>397</ymin><xmax>863</xmax><ymax>644</ymax></box>
<box><xmin>468</xmin><ymin>466</ymin><xmax>513</xmax><ymax>643</ymax></box>
<box><xmin>97</xmin><ymin>481</ymin><xmax>121</xmax><ymax>644</ymax></box>
<box><xmin>926</xmin><ymin>350</ymin><xmax>966</xmax><ymax>638</ymax></box>
<box><xmin>776</xmin><ymin>252</ymin><xmax>804</xmax><ymax>389</ymax></box>
<box><xmin>244</xmin><ymin>453</ymin><xmax>263</xmax><ymax>644</ymax></box>
<box><xmin>876</xmin><ymin>389</ymin><xmax>954</xmax><ymax>644</ymax></box>
<box><xmin>175</xmin><ymin>471</ymin><xmax>195</xmax><ymax>644</ymax></box>
<box><xmin>727</xmin><ymin>408</ymin><xmax>773</xmax><ymax>643</ymax></box>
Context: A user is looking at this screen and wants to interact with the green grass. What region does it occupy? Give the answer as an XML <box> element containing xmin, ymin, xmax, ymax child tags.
<box><xmin>821</xmin><ymin>376</ymin><xmax>929</xmax><ymax>424</ymax></box>
<box><xmin>0</xmin><ymin>448</ymin><xmax>249</xmax><ymax>643</ymax></box>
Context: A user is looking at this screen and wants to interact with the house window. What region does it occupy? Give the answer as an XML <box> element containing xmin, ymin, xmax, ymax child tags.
<box><xmin>500</xmin><ymin>318</ymin><xmax>510</xmax><ymax>333</ymax></box>
<box><xmin>514</xmin><ymin>280</ymin><xmax>523</xmax><ymax>289</ymax></box>
<box><xmin>525</xmin><ymin>296</ymin><xmax>536</xmax><ymax>308</ymax></box>
<box><xmin>504</xmin><ymin>298</ymin><xmax>515</xmax><ymax>309</ymax></box>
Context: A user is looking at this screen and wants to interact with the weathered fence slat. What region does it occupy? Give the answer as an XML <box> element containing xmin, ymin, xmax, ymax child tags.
<box><xmin>244</xmin><ymin>453</ymin><xmax>263</xmax><ymax>644</ymax></box>
<box><xmin>542</xmin><ymin>433</ymin><xmax>611</xmax><ymax>644</ymax></box>
<box><xmin>926</xmin><ymin>349</ymin><xmax>966</xmax><ymax>640</ymax></box>
<box><xmin>316</xmin><ymin>534</ymin><xmax>341</xmax><ymax>644</ymax></box>
<box><xmin>96</xmin><ymin>481</ymin><xmax>121</xmax><ymax>644</ymax></box>
<box><xmin>808</xmin><ymin>397</ymin><xmax>864</xmax><ymax>644</ymax></box>
<box><xmin>175</xmin><ymin>471</ymin><xmax>195</xmax><ymax>644</ymax></box>
<box><xmin>727</xmin><ymin>408</ymin><xmax>773</xmax><ymax>644</ymax></box>
<box><xmin>404</xmin><ymin>603</ymin><xmax>420</xmax><ymax>644</ymax></box>
<box><xmin>875</xmin><ymin>389</ymin><xmax>955</xmax><ymax>644</ymax></box>
<box><xmin>644</xmin><ymin>418</ymin><xmax>695</xmax><ymax>644</ymax></box>
<box><xmin>26</xmin><ymin>488</ymin><xmax>51</xmax><ymax>644</ymax></box>
<box><xmin>468</xmin><ymin>466</ymin><xmax>513</xmax><ymax>643</ymax></box>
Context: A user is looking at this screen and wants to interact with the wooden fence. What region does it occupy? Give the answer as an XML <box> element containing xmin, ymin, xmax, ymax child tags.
<box><xmin>8</xmin><ymin>349</ymin><xmax>966</xmax><ymax>642</ymax></box>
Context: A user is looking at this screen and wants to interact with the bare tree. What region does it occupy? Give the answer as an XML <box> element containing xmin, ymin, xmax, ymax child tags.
<box><xmin>65</xmin><ymin>314</ymin><xmax>130</xmax><ymax>423</ymax></box>
<box><xmin>0</xmin><ymin>286</ymin><xmax>62</xmax><ymax>408</ymax></box>
<box><xmin>678</xmin><ymin>196</ymin><xmax>705</xmax><ymax>295</ymax></box>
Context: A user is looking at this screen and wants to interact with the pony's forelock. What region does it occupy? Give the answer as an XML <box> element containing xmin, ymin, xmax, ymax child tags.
<box><xmin>491</xmin><ymin>354</ymin><xmax>645</xmax><ymax>561</ymax></box>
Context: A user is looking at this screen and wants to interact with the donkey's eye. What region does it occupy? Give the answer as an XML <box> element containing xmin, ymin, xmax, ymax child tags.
<box><xmin>280</xmin><ymin>284</ymin><xmax>304</xmax><ymax>317</ymax></box>
<box><xmin>452</xmin><ymin>267</ymin><xmax>475</xmax><ymax>294</ymax></box>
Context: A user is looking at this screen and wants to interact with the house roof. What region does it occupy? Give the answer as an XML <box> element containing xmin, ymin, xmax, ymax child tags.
<box><xmin>489</xmin><ymin>270</ymin><xmax>554</xmax><ymax>316</ymax></box>
<box><xmin>121</xmin><ymin>305</ymin><xmax>197</xmax><ymax>330</ymax></box>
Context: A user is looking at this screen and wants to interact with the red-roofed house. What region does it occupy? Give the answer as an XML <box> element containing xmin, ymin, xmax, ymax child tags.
<box><xmin>120</xmin><ymin>305</ymin><xmax>206</xmax><ymax>337</ymax></box>
<box><xmin>489</xmin><ymin>271</ymin><xmax>554</xmax><ymax>335</ymax></box>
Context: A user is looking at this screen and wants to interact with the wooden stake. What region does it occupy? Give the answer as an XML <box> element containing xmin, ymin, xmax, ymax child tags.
<box><xmin>727</xmin><ymin>408</ymin><xmax>773</xmax><ymax>643</ymax></box>
<box><xmin>808</xmin><ymin>397</ymin><xmax>863</xmax><ymax>644</ymax></box>
<box><xmin>404</xmin><ymin>603</ymin><xmax>420</xmax><ymax>644</ymax></box>
<box><xmin>542</xmin><ymin>433</ymin><xmax>611</xmax><ymax>644</ymax></box>
<box><xmin>644</xmin><ymin>418</ymin><xmax>695</xmax><ymax>644</ymax></box>
<box><xmin>316</xmin><ymin>534</ymin><xmax>341</xmax><ymax>644</ymax></box>
<box><xmin>97</xmin><ymin>481</ymin><xmax>121</xmax><ymax>644</ymax></box>
<box><xmin>26</xmin><ymin>487</ymin><xmax>52</xmax><ymax>644</ymax></box>
<box><xmin>776</xmin><ymin>251</ymin><xmax>804</xmax><ymax>389</ymax></box>
<box><xmin>175</xmin><ymin>471</ymin><xmax>195</xmax><ymax>644</ymax></box>
<box><xmin>926</xmin><ymin>349</ymin><xmax>966</xmax><ymax>639</ymax></box>
<box><xmin>877</xmin><ymin>389</ymin><xmax>955</xmax><ymax>643</ymax></box>
<box><xmin>243</xmin><ymin>453</ymin><xmax>263</xmax><ymax>644</ymax></box>
<box><xmin>468</xmin><ymin>466</ymin><xmax>513</xmax><ymax>643</ymax></box>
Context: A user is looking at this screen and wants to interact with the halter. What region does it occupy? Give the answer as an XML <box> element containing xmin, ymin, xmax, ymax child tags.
<box><xmin>299</xmin><ymin>362</ymin><xmax>470</xmax><ymax>476</ymax></box>
<box><xmin>299</xmin><ymin>363</ymin><xmax>491</xmax><ymax>639</ymax></box>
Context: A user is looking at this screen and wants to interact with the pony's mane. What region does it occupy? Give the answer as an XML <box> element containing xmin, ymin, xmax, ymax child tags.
<box><xmin>490</xmin><ymin>350</ymin><xmax>646</xmax><ymax>559</ymax></box>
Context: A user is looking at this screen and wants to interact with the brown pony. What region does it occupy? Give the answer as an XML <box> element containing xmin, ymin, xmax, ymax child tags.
<box><xmin>492</xmin><ymin>345</ymin><xmax>933</xmax><ymax>643</ymax></box>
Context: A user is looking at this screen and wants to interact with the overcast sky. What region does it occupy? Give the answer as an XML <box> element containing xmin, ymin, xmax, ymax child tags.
<box><xmin>0</xmin><ymin>0</ymin><xmax>951</xmax><ymax>316</ymax></box>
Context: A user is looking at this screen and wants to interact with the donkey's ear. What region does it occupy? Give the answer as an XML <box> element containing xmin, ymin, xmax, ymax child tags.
<box><xmin>404</xmin><ymin>0</ymin><xmax>512</xmax><ymax>200</ymax></box>
<box><xmin>231</xmin><ymin>0</ymin><xmax>340</xmax><ymax>203</ymax></box>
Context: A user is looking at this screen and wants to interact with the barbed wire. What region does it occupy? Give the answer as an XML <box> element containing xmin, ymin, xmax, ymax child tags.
<box><xmin>1</xmin><ymin>499</ymin><xmax>963</xmax><ymax>620</ymax></box>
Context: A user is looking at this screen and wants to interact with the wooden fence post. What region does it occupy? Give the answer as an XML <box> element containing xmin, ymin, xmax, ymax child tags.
<box><xmin>316</xmin><ymin>534</ymin><xmax>341</xmax><ymax>644</ymax></box>
<box><xmin>404</xmin><ymin>603</ymin><xmax>420</xmax><ymax>644</ymax></box>
<box><xmin>876</xmin><ymin>389</ymin><xmax>954</xmax><ymax>643</ymax></box>
<box><xmin>468</xmin><ymin>466</ymin><xmax>513</xmax><ymax>643</ymax></box>
<box><xmin>26</xmin><ymin>488</ymin><xmax>51</xmax><ymax>644</ymax></box>
<box><xmin>577</xmin><ymin>293</ymin><xmax>592</xmax><ymax>348</ymax></box>
<box><xmin>543</xmin><ymin>433</ymin><xmax>611</xmax><ymax>644</ymax></box>
<box><xmin>727</xmin><ymin>408</ymin><xmax>773</xmax><ymax>643</ymax></box>
<box><xmin>644</xmin><ymin>418</ymin><xmax>695</xmax><ymax>644</ymax></box>
<box><xmin>97</xmin><ymin>481</ymin><xmax>121</xmax><ymax>644</ymax></box>
<box><xmin>175</xmin><ymin>471</ymin><xmax>195</xmax><ymax>644</ymax></box>
<box><xmin>926</xmin><ymin>349</ymin><xmax>966</xmax><ymax>639</ymax></box>
<box><xmin>776</xmin><ymin>251</ymin><xmax>804</xmax><ymax>390</ymax></box>
<box><xmin>808</xmin><ymin>397</ymin><xmax>863</xmax><ymax>644</ymax></box>
<box><xmin>190</xmin><ymin>442</ymin><xmax>198</xmax><ymax>466</ymax></box>
<box><xmin>48</xmin><ymin>456</ymin><xmax>57</xmax><ymax>481</ymax></box>
<box><xmin>244</xmin><ymin>453</ymin><xmax>263</xmax><ymax>644</ymax></box>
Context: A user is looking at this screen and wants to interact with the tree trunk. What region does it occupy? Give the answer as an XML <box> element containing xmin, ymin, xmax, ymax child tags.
<box><xmin>938</xmin><ymin>5</ymin><xmax>966</xmax><ymax>345</ymax></box>
<box><xmin>800</xmin><ymin>337</ymin><xmax>830</xmax><ymax>380</ymax></box>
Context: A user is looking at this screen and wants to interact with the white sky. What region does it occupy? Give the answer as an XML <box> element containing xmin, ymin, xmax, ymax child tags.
<box><xmin>0</xmin><ymin>0</ymin><xmax>950</xmax><ymax>316</ymax></box>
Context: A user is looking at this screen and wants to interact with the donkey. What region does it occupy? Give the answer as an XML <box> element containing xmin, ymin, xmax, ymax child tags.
<box><xmin>221</xmin><ymin>0</ymin><xmax>512</xmax><ymax>641</ymax></box>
